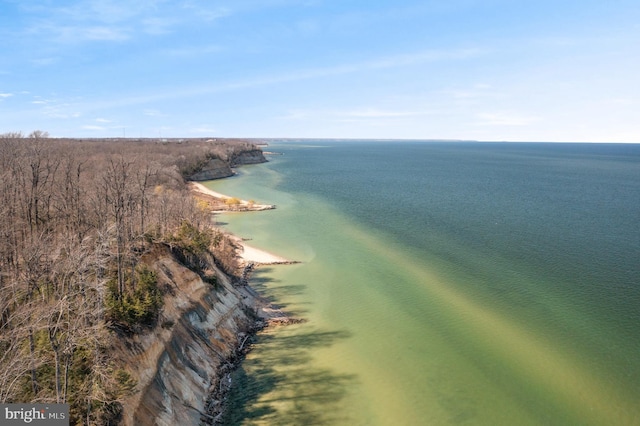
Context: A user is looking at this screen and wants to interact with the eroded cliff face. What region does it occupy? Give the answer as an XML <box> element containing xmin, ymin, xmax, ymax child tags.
<box><xmin>189</xmin><ymin>158</ymin><xmax>235</xmax><ymax>181</ymax></box>
<box><xmin>188</xmin><ymin>150</ymin><xmax>267</xmax><ymax>181</ymax></box>
<box><xmin>230</xmin><ymin>149</ymin><xmax>267</xmax><ymax>166</ymax></box>
<box><xmin>113</xmin><ymin>246</ymin><xmax>260</xmax><ymax>426</ymax></box>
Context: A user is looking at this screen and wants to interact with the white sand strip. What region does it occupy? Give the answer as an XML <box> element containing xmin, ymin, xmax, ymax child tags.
<box><xmin>189</xmin><ymin>182</ymin><xmax>234</xmax><ymax>200</ymax></box>
<box><xmin>189</xmin><ymin>183</ymin><xmax>288</xmax><ymax>263</ymax></box>
<box><xmin>239</xmin><ymin>242</ymin><xmax>293</xmax><ymax>264</ymax></box>
<box><xmin>189</xmin><ymin>182</ymin><xmax>275</xmax><ymax>211</ymax></box>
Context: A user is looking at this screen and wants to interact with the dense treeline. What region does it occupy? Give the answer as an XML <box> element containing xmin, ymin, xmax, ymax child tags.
<box><xmin>0</xmin><ymin>132</ymin><xmax>254</xmax><ymax>423</ymax></box>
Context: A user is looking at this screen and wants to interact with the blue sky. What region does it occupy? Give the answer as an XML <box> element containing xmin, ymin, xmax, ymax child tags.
<box><xmin>1</xmin><ymin>0</ymin><xmax>639</xmax><ymax>141</ymax></box>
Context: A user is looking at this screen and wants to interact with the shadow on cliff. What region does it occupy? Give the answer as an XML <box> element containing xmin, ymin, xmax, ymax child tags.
<box><xmin>221</xmin><ymin>328</ymin><xmax>356</xmax><ymax>425</ymax></box>
<box><xmin>250</xmin><ymin>267</ymin><xmax>311</xmax><ymax>316</ymax></box>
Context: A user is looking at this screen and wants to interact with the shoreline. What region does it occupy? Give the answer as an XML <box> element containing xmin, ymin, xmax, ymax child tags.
<box><xmin>189</xmin><ymin>181</ymin><xmax>295</xmax><ymax>265</ymax></box>
<box><xmin>189</xmin><ymin>181</ymin><xmax>275</xmax><ymax>212</ymax></box>
<box><xmin>189</xmin><ymin>181</ymin><xmax>239</xmax><ymax>201</ymax></box>
<box><xmin>189</xmin><ymin>177</ymin><xmax>301</xmax><ymax>424</ymax></box>
<box><xmin>233</xmin><ymin>236</ymin><xmax>298</xmax><ymax>266</ymax></box>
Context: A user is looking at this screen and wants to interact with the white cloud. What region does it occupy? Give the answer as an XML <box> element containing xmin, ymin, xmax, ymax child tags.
<box><xmin>343</xmin><ymin>108</ymin><xmax>428</xmax><ymax>119</ymax></box>
<box><xmin>14</xmin><ymin>0</ymin><xmax>237</xmax><ymax>49</ymax></box>
<box><xmin>55</xmin><ymin>0</ymin><xmax>161</xmax><ymax>24</ymax></box>
<box><xmin>181</xmin><ymin>1</ymin><xmax>231</xmax><ymax>21</ymax></box>
<box><xmin>142</xmin><ymin>17</ymin><xmax>178</xmax><ymax>35</ymax></box>
<box><xmin>475</xmin><ymin>112</ymin><xmax>540</xmax><ymax>127</ymax></box>
<box><xmin>19</xmin><ymin>1</ymin><xmax>178</xmax><ymax>45</ymax></box>
<box><xmin>161</xmin><ymin>44</ymin><xmax>223</xmax><ymax>57</ymax></box>
<box><xmin>279</xmin><ymin>107</ymin><xmax>435</xmax><ymax>123</ymax></box>
<box><xmin>602</xmin><ymin>98</ymin><xmax>638</xmax><ymax>106</ymax></box>
<box><xmin>530</xmin><ymin>36</ymin><xmax>580</xmax><ymax>48</ymax></box>
<box><xmin>41</xmin><ymin>103</ymin><xmax>82</xmax><ymax>119</ymax></box>
<box><xmin>216</xmin><ymin>47</ymin><xmax>489</xmax><ymax>92</ymax></box>
<box><xmin>368</xmin><ymin>48</ymin><xmax>488</xmax><ymax>69</ymax></box>
<box><xmin>189</xmin><ymin>126</ymin><xmax>217</xmax><ymax>134</ymax></box>
<box><xmin>43</xmin><ymin>46</ymin><xmax>487</xmax><ymax>115</ymax></box>
<box><xmin>278</xmin><ymin>110</ymin><xmax>310</xmax><ymax>120</ymax></box>
<box><xmin>59</xmin><ymin>25</ymin><xmax>130</xmax><ymax>42</ymax></box>
<box><xmin>82</xmin><ymin>26</ymin><xmax>130</xmax><ymax>41</ymax></box>
<box><xmin>441</xmin><ymin>83</ymin><xmax>500</xmax><ymax>101</ymax></box>
<box><xmin>0</xmin><ymin>93</ymin><xmax>13</xmax><ymax>98</ymax></box>
<box><xmin>143</xmin><ymin>109</ymin><xmax>167</xmax><ymax>117</ymax></box>
<box><xmin>82</xmin><ymin>125</ymin><xmax>106</xmax><ymax>131</ymax></box>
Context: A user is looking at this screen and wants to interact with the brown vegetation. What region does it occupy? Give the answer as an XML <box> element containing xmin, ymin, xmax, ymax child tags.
<box><xmin>0</xmin><ymin>132</ymin><xmax>260</xmax><ymax>424</ymax></box>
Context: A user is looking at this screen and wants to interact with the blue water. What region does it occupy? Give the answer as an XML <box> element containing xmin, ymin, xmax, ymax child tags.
<box><xmin>213</xmin><ymin>141</ymin><xmax>640</xmax><ymax>425</ymax></box>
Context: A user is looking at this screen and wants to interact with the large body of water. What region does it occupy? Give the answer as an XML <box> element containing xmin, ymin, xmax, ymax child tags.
<box><xmin>206</xmin><ymin>141</ymin><xmax>640</xmax><ymax>425</ymax></box>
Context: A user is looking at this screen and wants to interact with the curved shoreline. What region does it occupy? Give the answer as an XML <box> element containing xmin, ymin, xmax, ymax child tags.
<box><xmin>190</xmin><ymin>181</ymin><xmax>235</xmax><ymax>200</ymax></box>
<box><xmin>234</xmin><ymin>237</ymin><xmax>297</xmax><ymax>265</ymax></box>
<box><xmin>189</xmin><ymin>181</ymin><xmax>294</xmax><ymax>264</ymax></box>
<box><xmin>189</xmin><ymin>181</ymin><xmax>276</xmax><ymax>212</ymax></box>
<box><xmin>189</xmin><ymin>178</ymin><xmax>300</xmax><ymax>424</ymax></box>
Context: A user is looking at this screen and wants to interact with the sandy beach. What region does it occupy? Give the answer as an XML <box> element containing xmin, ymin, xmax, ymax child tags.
<box><xmin>189</xmin><ymin>182</ymin><xmax>293</xmax><ymax>264</ymax></box>
<box><xmin>237</xmin><ymin>241</ymin><xmax>293</xmax><ymax>264</ymax></box>
<box><xmin>189</xmin><ymin>182</ymin><xmax>275</xmax><ymax>211</ymax></box>
<box><xmin>189</xmin><ymin>181</ymin><xmax>235</xmax><ymax>200</ymax></box>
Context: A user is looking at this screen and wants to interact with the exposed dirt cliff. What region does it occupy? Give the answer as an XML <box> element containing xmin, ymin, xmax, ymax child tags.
<box><xmin>189</xmin><ymin>158</ymin><xmax>235</xmax><ymax>181</ymax></box>
<box><xmin>113</xmin><ymin>245</ymin><xmax>266</xmax><ymax>425</ymax></box>
<box><xmin>188</xmin><ymin>149</ymin><xmax>267</xmax><ymax>181</ymax></box>
<box><xmin>229</xmin><ymin>149</ymin><xmax>267</xmax><ymax>167</ymax></box>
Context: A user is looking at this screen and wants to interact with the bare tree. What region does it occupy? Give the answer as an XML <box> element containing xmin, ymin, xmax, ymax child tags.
<box><xmin>100</xmin><ymin>157</ymin><xmax>136</xmax><ymax>298</ymax></box>
<box><xmin>0</xmin><ymin>132</ymin><xmax>265</xmax><ymax>421</ymax></box>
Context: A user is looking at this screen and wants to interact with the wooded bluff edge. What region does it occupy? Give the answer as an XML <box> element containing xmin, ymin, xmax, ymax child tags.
<box><xmin>0</xmin><ymin>132</ymin><xmax>293</xmax><ymax>425</ymax></box>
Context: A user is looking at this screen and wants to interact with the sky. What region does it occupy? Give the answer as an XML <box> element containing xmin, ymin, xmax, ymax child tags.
<box><xmin>1</xmin><ymin>0</ymin><xmax>639</xmax><ymax>142</ymax></box>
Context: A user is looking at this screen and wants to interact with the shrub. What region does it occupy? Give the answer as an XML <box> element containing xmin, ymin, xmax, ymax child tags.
<box><xmin>169</xmin><ymin>221</ymin><xmax>214</xmax><ymax>255</ymax></box>
<box><xmin>224</xmin><ymin>197</ymin><xmax>241</xmax><ymax>206</ymax></box>
<box><xmin>202</xmin><ymin>273</ymin><xmax>218</xmax><ymax>288</ymax></box>
<box><xmin>105</xmin><ymin>266</ymin><xmax>163</xmax><ymax>329</ymax></box>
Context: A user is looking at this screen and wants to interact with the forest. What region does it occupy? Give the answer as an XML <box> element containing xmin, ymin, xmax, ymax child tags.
<box><xmin>0</xmin><ymin>132</ymin><xmax>261</xmax><ymax>423</ymax></box>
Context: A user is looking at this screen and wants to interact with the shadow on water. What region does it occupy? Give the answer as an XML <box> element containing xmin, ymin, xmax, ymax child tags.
<box><xmin>249</xmin><ymin>268</ymin><xmax>311</xmax><ymax>316</ymax></box>
<box><xmin>222</xmin><ymin>328</ymin><xmax>356</xmax><ymax>425</ymax></box>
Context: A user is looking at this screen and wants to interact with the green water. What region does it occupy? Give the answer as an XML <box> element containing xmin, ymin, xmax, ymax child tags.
<box><xmin>207</xmin><ymin>141</ymin><xmax>640</xmax><ymax>425</ymax></box>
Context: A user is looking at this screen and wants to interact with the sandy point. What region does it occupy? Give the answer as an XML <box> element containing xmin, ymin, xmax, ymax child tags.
<box><xmin>189</xmin><ymin>182</ymin><xmax>291</xmax><ymax>263</ymax></box>
<box><xmin>237</xmin><ymin>240</ymin><xmax>295</xmax><ymax>265</ymax></box>
<box><xmin>189</xmin><ymin>181</ymin><xmax>234</xmax><ymax>200</ymax></box>
<box><xmin>189</xmin><ymin>181</ymin><xmax>275</xmax><ymax>211</ymax></box>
